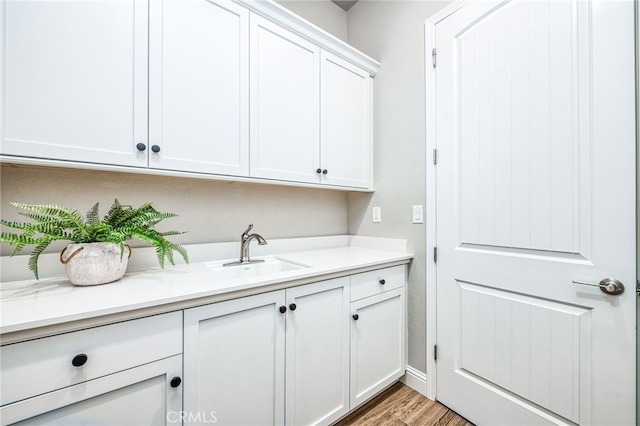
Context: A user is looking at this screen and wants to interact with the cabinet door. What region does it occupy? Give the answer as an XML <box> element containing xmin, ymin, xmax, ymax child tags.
<box><xmin>183</xmin><ymin>291</ymin><xmax>286</xmax><ymax>426</ymax></box>
<box><xmin>350</xmin><ymin>288</ymin><xmax>406</xmax><ymax>408</ymax></box>
<box><xmin>286</xmin><ymin>277</ymin><xmax>350</xmax><ymax>425</ymax></box>
<box><xmin>320</xmin><ymin>51</ymin><xmax>372</xmax><ymax>188</ymax></box>
<box><xmin>0</xmin><ymin>0</ymin><xmax>148</xmax><ymax>167</ymax></box>
<box><xmin>249</xmin><ymin>14</ymin><xmax>321</xmax><ymax>184</ymax></box>
<box><xmin>148</xmin><ymin>0</ymin><xmax>249</xmax><ymax>175</ymax></box>
<box><xmin>0</xmin><ymin>355</ymin><xmax>182</xmax><ymax>425</ymax></box>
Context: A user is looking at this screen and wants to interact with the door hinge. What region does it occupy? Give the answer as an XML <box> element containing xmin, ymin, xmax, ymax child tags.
<box><xmin>433</xmin><ymin>148</ymin><xmax>437</xmax><ymax>165</ymax></box>
<box><xmin>432</xmin><ymin>48</ymin><xmax>436</xmax><ymax>68</ymax></box>
<box><xmin>433</xmin><ymin>247</ymin><xmax>438</xmax><ymax>263</ymax></box>
<box><xmin>434</xmin><ymin>345</ymin><xmax>438</xmax><ymax>361</ymax></box>
<box><xmin>636</xmin><ymin>280</ymin><xmax>640</xmax><ymax>296</ymax></box>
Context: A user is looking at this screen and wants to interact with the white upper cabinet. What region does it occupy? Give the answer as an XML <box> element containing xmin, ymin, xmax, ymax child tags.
<box><xmin>1</xmin><ymin>0</ymin><xmax>378</xmax><ymax>190</ymax></box>
<box><xmin>148</xmin><ymin>0</ymin><xmax>249</xmax><ymax>175</ymax></box>
<box><xmin>0</xmin><ymin>0</ymin><xmax>148</xmax><ymax>167</ymax></box>
<box><xmin>321</xmin><ymin>51</ymin><xmax>372</xmax><ymax>188</ymax></box>
<box><xmin>249</xmin><ymin>14</ymin><xmax>321</xmax><ymax>184</ymax></box>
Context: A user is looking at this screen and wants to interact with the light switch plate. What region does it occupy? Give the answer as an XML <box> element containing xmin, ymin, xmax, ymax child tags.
<box><xmin>412</xmin><ymin>205</ymin><xmax>424</xmax><ymax>224</ymax></box>
<box><xmin>372</xmin><ymin>206</ymin><xmax>381</xmax><ymax>223</ymax></box>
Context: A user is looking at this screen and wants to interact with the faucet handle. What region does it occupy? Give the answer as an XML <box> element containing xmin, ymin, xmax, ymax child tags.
<box><xmin>242</xmin><ymin>223</ymin><xmax>254</xmax><ymax>236</ymax></box>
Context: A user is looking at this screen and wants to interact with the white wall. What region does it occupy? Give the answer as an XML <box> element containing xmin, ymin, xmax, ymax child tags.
<box><xmin>346</xmin><ymin>0</ymin><xmax>450</xmax><ymax>374</ymax></box>
<box><xmin>0</xmin><ymin>166</ymin><xmax>348</xmax><ymax>256</ymax></box>
<box><xmin>276</xmin><ymin>0</ymin><xmax>348</xmax><ymax>41</ymax></box>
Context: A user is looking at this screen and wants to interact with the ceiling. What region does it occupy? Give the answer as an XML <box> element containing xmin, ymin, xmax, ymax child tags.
<box><xmin>331</xmin><ymin>0</ymin><xmax>358</xmax><ymax>11</ymax></box>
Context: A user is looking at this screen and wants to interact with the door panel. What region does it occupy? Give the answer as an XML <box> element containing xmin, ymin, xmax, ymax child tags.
<box><xmin>0</xmin><ymin>0</ymin><xmax>148</xmax><ymax>167</ymax></box>
<box><xmin>457</xmin><ymin>0</ymin><xmax>580</xmax><ymax>254</ymax></box>
<box><xmin>435</xmin><ymin>0</ymin><xmax>636</xmax><ymax>424</ymax></box>
<box><xmin>183</xmin><ymin>291</ymin><xmax>286</xmax><ymax>426</ymax></box>
<box><xmin>148</xmin><ymin>0</ymin><xmax>249</xmax><ymax>175</ymax></box>
<box><xmin>249</xmin><ymin>14</ymin><xmax>320</xmax><ymax>183</ymax></box>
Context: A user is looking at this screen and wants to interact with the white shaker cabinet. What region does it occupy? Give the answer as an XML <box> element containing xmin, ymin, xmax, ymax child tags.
<box><xmin>183</xmin><ymin>291</ymin><xmax>286</xmax><ymax>426</ymax></box>
<box><xmin>148</xmin><ymin>0</ymin><xmax>249</xmax><ymax>175</ymax></box>
<box><xmin>285</xmin><ymin>278</ymin><xmax>350</xmax><ymax>425</ymax></box>
<box><xmin>320</xmin><ymin>51</ymin><xmax>372</xmax><ymax>189</ymax></box>
<box><xmin>0</xmin><ymin>0</ymin><xmax>148</xmax><ymax>167</ymax></box>
<box><xmin>349</xmin><ymin>267</ymin><xmax>407</xmax><ymax>409</ymax></box>
<box><xmin>183</xmin><ymin>277</ymin><xmax>350</xmax><ymax>426</ymax></box>
<box><xmin>0</xmin><ymin>312</ymin><xmax>183</xmax><ymax>425</ymax></box>
<box><xmin>249</xmin><ymin>14</ymin><xmax>321</xmax><ymax>184</ymax></box>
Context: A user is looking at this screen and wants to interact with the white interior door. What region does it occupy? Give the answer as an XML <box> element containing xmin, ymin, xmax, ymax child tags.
<box><xmin>434</xmin><ymin>1</ymin><xmax>636</xmax><ymax>425</ymax></box>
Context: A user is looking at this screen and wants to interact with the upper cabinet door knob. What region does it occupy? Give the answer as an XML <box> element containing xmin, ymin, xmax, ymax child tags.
<box><xmin>151</xmin><ymin>145</ymin><xmax>161</xmax><ymax>153</ymax></box>
<box><xmin>136</xmin><ymin>143</ymin><xmax>146</xmax><ymax>152</ymax></box>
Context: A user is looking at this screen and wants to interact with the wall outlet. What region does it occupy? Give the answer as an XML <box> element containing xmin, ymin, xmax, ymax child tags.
<box><xmin>372</xmin><ymin>206</ymin><xmax>381</xmax><ymax>223</ymax></box>
<box><xmin>412</xmin><ymin>205</ymin><xmax>424</xmax><ymax>224</ymax></box>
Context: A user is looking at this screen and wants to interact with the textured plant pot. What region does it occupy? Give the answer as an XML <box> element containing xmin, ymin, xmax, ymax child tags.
<box><xmin>60</xmin><ymin>242</ymin><xmax>131</xmax><ymax>286</ymax></box>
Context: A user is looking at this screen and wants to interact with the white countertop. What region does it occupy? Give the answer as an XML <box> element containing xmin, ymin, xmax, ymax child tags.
<box><xmin>1</xmin><ymin>239</ymin><xmax>412</xmax><ymax>338</ymax></box>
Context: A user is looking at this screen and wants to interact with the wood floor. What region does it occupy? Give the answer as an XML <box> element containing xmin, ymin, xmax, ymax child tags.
<box><xmin>335</xmin><ymin>382</ymin><xmax>473</xmax><ymax>426</ymax></box>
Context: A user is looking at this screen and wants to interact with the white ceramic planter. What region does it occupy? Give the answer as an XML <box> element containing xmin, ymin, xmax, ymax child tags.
<box><xmin>60</xmin><ymin>242</ymin><xmax>131</xmax><ymax>286</ymax></box>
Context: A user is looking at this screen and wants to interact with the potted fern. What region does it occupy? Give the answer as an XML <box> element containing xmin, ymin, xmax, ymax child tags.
<box><xmin>0</xmin><ymin>199</ymin><xmax>189</xmax><ymax>285</ymax></box>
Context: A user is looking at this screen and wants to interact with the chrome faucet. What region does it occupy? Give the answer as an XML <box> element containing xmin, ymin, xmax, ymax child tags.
<box><xmin>224</xmin><ymin>224</ymin><xmax>267</xmax><ymax>266</ymax></box>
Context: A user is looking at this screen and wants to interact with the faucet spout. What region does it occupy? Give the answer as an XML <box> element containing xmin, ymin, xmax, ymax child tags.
<box><xmin>224</xmin><ymin>223</ymin><xmax>268</xmax><ymax>266</ymax></box>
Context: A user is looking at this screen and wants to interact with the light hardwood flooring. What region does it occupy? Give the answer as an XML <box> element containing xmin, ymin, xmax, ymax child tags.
<box><xmin>335</xmin><ymin>382</ymin><xmax>473</xmax><ymax>426</ymax></box>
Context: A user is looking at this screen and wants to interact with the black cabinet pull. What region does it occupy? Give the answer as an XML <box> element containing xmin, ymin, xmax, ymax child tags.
<box><xmin>71</xmin><ymin>353</ymin><xmax>88</xmax><ymax>367</ymax></box>
<box><xmin>379</xmin><ymin>279</ymin><xmax>386</xmax><ymax>285</ymax></box>
<box><xmin>289</xmin><ymin>303</ymin><xmax>297</xmax><ymax>311</ymax></box>
<box><xmin>170</xmin><ymin>377</ymin><xmax>182</xmax><ymax>388</ymax></box>
<box><xmin>151</xmin><ymin>145</ymin><xmax>161</xmax><ymax>153</ymax></box>
<box><xmin>136</xmin><ymin>143</ymin><xmax>146</xmax><ymax>152</ymax></box>
<box><xmin>322</xmin><ymin>169</ymin><xmax>328</xmax><ymax>174</ymax></box>
<box><xmin>316</xmin><ymin>168</ymin><xmax>322</xmax><ymax>174</ymax></box>
<box><xmin>352</xmin><ymin>314</ymin><xmax>359</xmax><ymax>321</ymax></box>
<box><xmin>279</xmin><ymin>306</ymin><xmax>287</xmax><ymax>314</ymax></box>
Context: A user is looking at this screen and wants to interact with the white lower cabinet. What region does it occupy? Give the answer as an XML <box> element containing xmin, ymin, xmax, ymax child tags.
<box><xmin>183</xmin><ymin>277</ymin><xmax>350</xmax><ymax>426</ymax></box>
<box><xmin>183</xmin><ymin>291</ymin><xmax>286</xmax><ymax>426</ymax></box>
<box><xmin>285</xmin><ymin>279</ymin><xmax>350</xmax><ymax>425</ymax></box>
<box><xmin>0</xmin><ymin>266</ymin><xmax>406</xmax><ymax>426</ymax></box>
<box><xmin>349</xmin><ymin>266</ymin><xmax>407</xmax><ymax>409</ymax></box>
<box><xmin>0</xmin><ymin>312</ymin><xmax>183</xmax><ymax>425</ymax></box>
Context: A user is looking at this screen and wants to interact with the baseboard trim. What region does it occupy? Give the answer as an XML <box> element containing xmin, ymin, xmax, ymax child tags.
<box><xmin>402</xmin><ymin>366</ymin><xmax>428</xmax><ymax>397</ymax></box>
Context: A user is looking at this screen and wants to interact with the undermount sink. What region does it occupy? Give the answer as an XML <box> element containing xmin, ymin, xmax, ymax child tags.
<box><xmin>206</xmin><ymin>257</ymin><xmax>308</xmax><ymax>280</ymax></box>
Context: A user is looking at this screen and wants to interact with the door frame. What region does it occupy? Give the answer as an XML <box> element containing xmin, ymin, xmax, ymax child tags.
<box><xmin>424</xmin><ymin>0</ymin><xmax>464</xmax><ymax>401</ymax></box>
<box><xmin>424</xmin><ymin>0</ymin><xmax>639</xmax><ymax>406</ymax></box>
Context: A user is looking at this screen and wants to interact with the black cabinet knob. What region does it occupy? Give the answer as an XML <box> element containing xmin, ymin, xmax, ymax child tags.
<box><xmin>379</xmin><ymin>279</ymin><xmax>386</xmax><ymax>285</ymax></box>
<box><xmin>322</xmin><ymin>169</ymin><xmax>328</xmax><ymax>174</ymax></box>
<box><xmin>170</xmin><ymin>377</ymin><xmax>182</xmax><ymax>388</ymax></box>
<box><xmin>136</xmin><ymin>143</ymin><xmax>146</xmax><ymax>152</ymax></box>
<box><xmin>151</xmin><ymin>145</ymin><xmax>161</xmax><ymax>153</ymax></box>
<box><xmin>71</xmin><ymin>353</ymin><xmax>88</xmax><ymax>367</ymax></box>
<box><xmin>316</xmin><ymin>168</ymin><xmax>322</xmax><ymax>174</ymax></box>
<box><xmin>279</xmin><ymin>306</ymin><xmax>287</xmax><ymax>314</ymax></box>
<box><xmin>289</xmin><ymin>303</ymin><xmax>297</xmax><ymax>311</ymax></box>
<box><xmin>352</xmin><ymin>314</ymin><xmax>359</xmax><ymax>321</ymax></box>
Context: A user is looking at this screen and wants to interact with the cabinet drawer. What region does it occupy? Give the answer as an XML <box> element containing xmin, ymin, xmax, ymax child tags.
<box><xmin>0</xmin><ymin>311</ymin><xmax>182</xmax><ymax>407</ymax></box>
<box><xmin>350</xmin><ymin>265</ymin><xmax>405</xmax><ymax>301</ymax></box>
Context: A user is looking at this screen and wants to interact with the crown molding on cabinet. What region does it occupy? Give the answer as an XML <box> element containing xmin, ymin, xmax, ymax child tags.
<box><xmin>234</xmin><ymin>0</ymin><xmax>379</xmax><ymax>76</ymax></box>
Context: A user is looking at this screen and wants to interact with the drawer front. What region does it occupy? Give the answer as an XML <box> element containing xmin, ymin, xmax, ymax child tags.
<box><xmin>0</xmin><ymin>311</ymin><xmax>182</xmax><ymax>406</ymax></box>
<box><xmin>350</xmin><ymin>265</ymin><xmax>406</xmax><ymax>301</ymax></box>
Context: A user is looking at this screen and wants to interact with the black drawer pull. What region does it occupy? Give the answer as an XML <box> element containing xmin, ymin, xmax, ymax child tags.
<box><xmin>289</xmin><ymin>303</ymin><xmax>297</xmax><ymax>311</ymax></box>
<box><xmin>279</xmin><ymin>306</ymin><xmax>287</xmax><ymax>314</ymax></box>
<box><xmin>379</xmin><ymin>279</ymin><xmax>386</xmax><ymax>285</ymax></box>
<box><xmin>71</xmin><ymin>353</ymin><xmax>88</xmax><ymax>367</ymax></box>
<box><xmin>170</xmin><ymin>377</ymin><xmax>182</xmax><ymax>388</ymax></box>
<box><xmin>136</xmin><ymin>143</ymin><xmax>146</xmax><ymax>152</ymax></box>
<box><xmin>352</xmin><ymin>314</ymin><xmax>359</xmax><ymax>321</ymax></box>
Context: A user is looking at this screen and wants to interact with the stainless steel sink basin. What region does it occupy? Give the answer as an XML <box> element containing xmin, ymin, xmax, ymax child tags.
<box><xmin>206</xmin><ymin>257</ymin><xmax>308</xmax><ymax>280</ymax></box>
